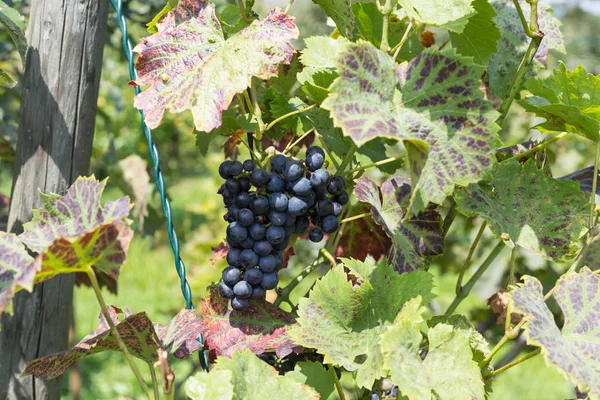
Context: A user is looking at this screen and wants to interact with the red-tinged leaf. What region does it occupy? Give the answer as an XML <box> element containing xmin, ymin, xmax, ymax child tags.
<box><xmin>199</xmin><ymin>285</ymin><xmax>300</xmax><ymax>358</ymax></box>
<box><xmin>133</xmin><ymin>0</ymin><xmax>298</xmax><ymax>131</ymax></box>
<box><xmin>24</xmin><ymin>306</ymin><xmax>204</xmax><ymax>379</ymax></box>
<box><xmin>354</xmin><ymin>176</ymin><xmax>444</xmax><ymax>273</ymax></box>
<box><xmin>210</xmin><ymin>242</ymin><xmax>229</xmax><ymax>265</ymax></box>
<box><xmin>0</xmin><ymin>232</ymin><xmax>36</xmax><ymax>316</ymax></box>
<box><xmin>283</xmin><ymin>247</ymin><xmax>295</xmax><ymax>269</ymax></box>
<box><xmin>335</xmin><ymin>204</ymin><xmax>391</xmax><ymax>262</ymax></box>
<box><xmin>223</xmin><ymin>129</ymin><xmax>245</xmax><ymax>159</ymax></box>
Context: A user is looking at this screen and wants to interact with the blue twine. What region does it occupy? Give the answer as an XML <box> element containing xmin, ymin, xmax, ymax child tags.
<box><xmin>109</xmin><ymin>0</ymin><xmax>209</xmax><ymax>371</ymax></box>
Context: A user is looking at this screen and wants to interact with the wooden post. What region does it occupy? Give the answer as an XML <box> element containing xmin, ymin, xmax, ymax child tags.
<box><xmin>0</xmin><ymin>1</ymin><xmax>109</xmax><ymax>398</ymax></box>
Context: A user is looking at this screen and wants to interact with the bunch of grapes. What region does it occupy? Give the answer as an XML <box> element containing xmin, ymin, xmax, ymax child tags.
<box><xmin>217</xmin><ymin>146</ymin><xmax>348</xmax><ymax>310</ymax></box>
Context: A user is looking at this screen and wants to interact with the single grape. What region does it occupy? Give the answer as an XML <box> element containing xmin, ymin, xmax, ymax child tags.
<box><xmin>253</xmin><ymin>240</ymin><xmax>273</xmax><ymax>257</ymax></box>
<box><xmin>243</xmin><ymin>159</ymin><xmax>255</xmax><ymax>172</ymax></box>
<box><xmin>272</xmin><ymin>236</ymin><xmax>290</xmax><ymax>251</ymax></box>
<box><xmin>250</xmin><ymin>168</ymin><xmax>269</xmax><ymax>186</ymax></box>
<box><xmin>269</xmin><ymin>192</ymin><xmax>288</xmax><ymax>212</ymax></box>
<box><xmin>284</xmin><ymin>160</ymin><xmax>303</xmax><ymax>181</ymax></box>
<box><xmin>267</xmin><ymin>173</ymin><xmax>285</xmax><ymax>193</ymax></box>
<box><xmin>237</xmin><ymin>208</ymin><xmax>255</xmax><ymax>227</ymax></box>
<box><xmin>316</xmin><ymin>198</ymin><xmax>333</xmax><ymax>217</ymax></box>
<box><xmin>239</xmin><ymin>236</ymin><xmax>255</xmax><ymax>249</ymax></box>
<box><xmin>224</xmin><ymin>207</ymin><xmax>239</xmax><ymax>222</ymax></box>
<box><xmin>288</xmin><ymin>196</ymin><xmax>308</xmax><ymax>216</ymax></box>
<box><xmin>266</xmin><ymin>226</ymin><xmax>285</xmax><ymax>245</ymax></box>
<box><xmin>332</xmin><ymin>202</ymin><xmax>343</xmax><ymax>217</ymax></box>
<box><xmin>251</xmin><ymin>286</ymin><xmax>266</xmax><ymax>299</ymax></box>
<box><xmin>218</xmin><ymin>160</ymin><xmax>233</xmax><ymax>179</ymax></box>
<box><xmin>309</xmin><ymin>169</ymin><xmax>330</xmax><ymax>189</ymax></box>
<box><xmin>251</xmin><ymin>195</ymin><xmax>270</xmax><ymax>215</ymax></box>
<box><xmin>258</xmin><ymin>254</ymin><xmax>277</xmax><ymax>272</ymax></box>
<box><xmin>234</xmin><ymin>191</ymin><xmax>251</xmax><ymax>208</ymax></box>
<box><xmin>249</xmin><ymin>223</ymin><xmax>266</xmax><ymax>241</ymax></box>
<box><xmin>327</xmin><ymin>176</ymin><xmax>345</xmax><ymax>196</ymax></box>
<box><xmin>244</xmin><ymin>268</ymin><xmax>263</xmax><ymax>285</ymax></box>
<box><xmin>218</xmin><ymin>282</ymin><xmax>235</xmax><ymax>299</ymax></box>
<box><xmin>238</xmin><ymin>176</ymin><xmax>251</xmax><ymax>192</ymax></box>
<box><xmin>271</xmin><ymin>154</ymin><xmax>288</xmax><ymax>174</ymax></box>
<box><xmin>306</xmin><ymin>151</ymin><xmax>324</xmax><ymax>172</ymax></box>
<box><xmin>260</xmin><ymin>272</ymin><xmax>279</xmax><ymax>290</ymax></box>
<box><xmin>226</xmin><ymin>247</ymin><xmax>241</xmax><ymax>267</ymax></box>
<box><xmin>225</xmin><ymin>178</ymin><xmax>240</xmax><ymax>194</ymax></box>
<box><xmin>239</xmin><ymin>249</ymin><xmax>259</xmax><ymax>268</ymax></box>
<box><xmin>233</xmin><ymin>280</ymin><xmax>253</xmax><ymax>299</ymax></box>
<box><xmin>291</xmin><ymin>177</ymin><xmax>312</xmax><ymax>196</ymax></box>
<box><xmin>309</xmin><ymin>229</ymin><xmax>324</xmax><ymax>242</ymax></box>
<box><xmin>227</xmin><ymin>222</ymin><xmax>248</xmax><ymax>242</ymax></box>
<box><xmin>268</xmin><ymin>210</ymin><xmax>287</xmax><ymax>226</ymax></box>
<box><xmin>322</xmin><ymin>215</ymin><xmax>340</xmax><ymax>233</ymax></box>
<box><xmin>335</xmin><ymin>191</ymin><xmax>349</xmax><ymax>205</ymax></box>
<box><xmin>222</xmin><ymin>266</ymin><xmax>241</xmax><ymax>286</ymax></box>
<box><xmin>294</xmin><ymin>216</ymin><xmax>310</xmax><ymax>234</ymax></box>
<box><xmin>307</xmin><ymin>146</ymin><xmax>325</xmax><ymax>157</ymax></box>
<box><xmin>231</xmin><ymin>297</ymin><xmax>250</xmax><ymax>311</ymax></box>
<box><xmin>230</xmin><ymin>161</ymin><xmax>243</xmax><ymax>176</ymax></box>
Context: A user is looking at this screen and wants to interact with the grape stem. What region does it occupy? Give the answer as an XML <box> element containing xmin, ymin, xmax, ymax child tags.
<box><xmin>332</xmin><ymin>367</ymin><xmax>347</xmax><ymax>400</ymax></box>
<box><xmin>283</xmin><ymin>128</ymin><xmax>315</xmax><ymax>155</ymax></box>
<box><xmin>501</xmin><ymin>132</ymin><xmax>568</xmax><ymax>163</ymax></box>
<box><xmin>340</xmin><ymin>212</ymin><xmax>371</xmax><ymax>224</ymax></box>
<box><xmin>283</xmin><ymin>0</ymin><xmax>295</xmax><ymax>14</ymax></box>
<box><xmin>265</xmin><ymin>104</ymin><xmax>317</xmax><ymax>132</ymax></box>
<box><xmin>274</xmin><ymin>255</ymin><xmax>327</xmax><ymax>308</ymax></box>
<box><xmin>336</xmin><ymin>144</ymin><xmax>357</xmax><ymax>176</ymax></box>
<box><xmin>488</xmin><ymin>348</ymin><xmax>541</xmax><ymax>378</ymax></box>
<box><xmin>149</xmin><ymin>362</ymin><xmax>160</xmax><ymax>400</ymax></box>
<box><xmin>391</xmin><ymin>21</ymin><xmax>414</xmax><ymax>61</ymax></box>
<box><xmin>346</xmin><ymin>154</ymin><xmax>405</xmax><ymax>176</ymax></box>
<box><xmin>505</xmin><ymin>246</ymin><xmax>518</xmax><ymax>333</ymax></box>
<box><xmin>455</xmin><ymin>221</ymin><xmax>487</xmax><ymax>296</ymax></box>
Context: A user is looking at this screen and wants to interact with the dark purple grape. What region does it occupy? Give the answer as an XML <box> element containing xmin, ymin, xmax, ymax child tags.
<box><xmin>251</xmin><ymin>195</ymin><xmax>270</xmax><ymax>215</ymax></box>
<box><xmin>219</xmin><ymin>282</ymin><xmax>235</xmax><ymax>299</ymax></box>
<box><xmin>219</xmin><ymin>160</ymin><xmax>233</xmax><ymax>179</ymax></box>
<box><xmin>310</xmin><ymin>169</ymin><xmax>330</xmax><ymax>189</ymax></box>
<box><xmin>222</xmin><ymin>266</ymin><xmax>241</xmax><ymax>286</ymax></box>
<box><xmin>288</xmin><ymin>197</ymin><xmax>308</xmax><ymax>216</ymax></box>
<box><xmin>230</xmin><ymin>161</ymin><xmax>243</xmax><ymax>176</ymax></box>
<box><xmin>268</xmin><ymin>210</ymin><xmax>287</xmax><ymax>226</ymax></box>
<box><xmin>250</xmin><ymin>168</ymin><xmax>269</xmax><ymax>186</ymax></box>
<box><xmin>243</xmin><ymin>159</ymin><xmax>255</xmax><ymax>172</ymax></box>
<box><xmin>244</xmin><ymin>268</ymin><xmax>263</xmax><ymax>285</ymax></box>
<box><xmin>294</xmin><ymin>216</ymin><xmax>310</xmax><ymax>234</ymax></box>
<box><xmin>271</xmin><ymin>154</ymin><xmax>288</xmax><ymax>174</ymax></box>
<box><xmin>232</xmin><ymin>297</ymin><xmax>250</xmax><ymax>311</ymax></box>
<box><xmin>253</xmin><ymin>240</ymin><xmax>273</xmax><ymax>257</ymax></box>
<box><xmin>291</xmin><ymin>178</ymin><xmax>312</xmax><ymax>196</ymax></box>
<box><xmin>237</xmin><ymin>208</ymin><xmax>255</xmax><ymax>227</ymax></box>
<box><xmin>269</xmin><ymin>192</ymin><xmax>288</xmax><ymax>212</ymax></box>
<box><xmin>225</xmin><ymin>178</ymin><xmax>241</xmax><ymax>194</ymax></box>
<box><xmin>233</xmin><ymin>281</ymin><xmax>253</xmax><ymax>299</ymax></box>
<box><xmin>267</xmin><ymin>173</ymin><xmax>285</xmax><ymax>193</ymax></box>
<box><xmin>238</xmin><ymin>177</ymin><xmax>251</xmax><ymax>191</ymax></box>
<box><xmin>322</xmin><ymin>215</ymin><xmax>339</xmax><ymax>233</ymax></box>
<box><xmin>240</xmin><ymin>249</ymin><xmax>259</xmax><ymax>269</ymax></box>
<box><xmin>327</xmin><ymin>176</ymin><xmax>345</xmax><ymax>196</ymax></box>
<box><xmin>309</xmin><ymin>229</ymin><xmax>324</xmax><ymax>242</ymax></box>
<box><xmin>234</xmin><ymin>191</ymin><xmax>251</xmax><ymax>208</ymax></box>
<box><xmin>266</xmin><ymin>226</ymin><xmax>285</xmax><ymax>245</ymax></box>
<box><xmin>251</xmin><ymin>286</ymin><xmax>266</xmax><ymax>299</ymax></box>
<box><xmin>260</xmin><ymin>272</ymin><xmax>279</xmax><ymax>290</ymax></box>
<box><xmin>249</xmin><ymin>223</ymin><xmax>266</xmax><ymax>241</ymax></box>
<box><xmin>227</xmin><ymin>247</ymin><xmax>241</xmax><ymax>267</ymax></box>
<box><xmin>259</xmin><ymin>254</ymin><xmax>277</xmax><ymax>272</ymax></box>
<box><xmin>306</xmin><ymin>151</ymin><xmax>324</xmax><ymax>172</ymax></box>
<box><xmin>239</xmin><ymin>236</ymin><xmax>255</xmax><ymax>249</ymax></box>
<box><xmin>316</xmin><ymin>199</ymin><xmax>333</xmax><ymax>217</ymax></box>
<box><xmin>227</xmin><ymin>222</ymin><xmax>248</xmax><ymax>242</ymax></box>
<box><xmin>332</xmin><ymin>202</ymin><xmax>343</xmax><ymax>217</ymax></box>
<box><xmin>284</xmin><ymin>161</ymin><xmax>303</xmax><ymax>181</ymax></box>
<box><xmin>335</xmin><ymin>191</ymin><xmax>349</xmax><ymax>205</ymax></box>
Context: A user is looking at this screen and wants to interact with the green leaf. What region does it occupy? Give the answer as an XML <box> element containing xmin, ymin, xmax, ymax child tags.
<box><xmin>217</xmin><ymin>4</ymin><xmax>250</xmax><ymax>37</ymax></box>
<box><xmin>450</xmin><ymin>0</ymin><xmax>501</xmax><ymax>65</ymax></box>
<box><xmin>0</xmin><ymin>0</ymin><xmax>27</xmax><ymax>65</ymax></box>
<box><xmin>289</xmin><ymin>259</ymin><xmax>435</xmax><ymax>389</ymax></box>
<box><xmin>455</xmin><ymin>159</ymin><xmax>588</xmax><ymax>261</ymax></box>
<box><xmin>312</xmin><ymin>0</ymin><xmax>354</xmax><ymax>38</ymax></box>
<box><xmin>304</xmin><ymin>107</ymin><xmax>354</xmax><ymax>159</ymax></box>
<box><xmin>147</xmin><ymin>0</ymin><xmax>179</xmax><ymax>34</ymax></box>
<box><xmin>381</xmin><ymin>307</ymin><xmax>485</xmax><ymax>400</ymax></box>
<box><xmin>323</xmin><ymin>41</ymin><xmax>500</xmax><ymax>212</ymax></box>
<box><xmin>354</xmin><ymin>176</ymin><xmax>444</xmax><ymax>273</ymax></box>
<box><xmin>19</xmin><ymin>176</ymin><xmax>134</xmax><ymax>292</ymax></box>
<box><xmin>356</xmin><ymin>138</ymin><xmax>403</xmax><ymax>174</ymax></box>
<box><xmin>352</xmin><ymin>3</ymin><xmax>424</xmax><ymax>61</ymax></box>
<box><xmin>509</xmin><ymin>268</ymin><xmax>600</xmax><ymax>399</ymax></box>
<box><xmin>186</xmin><ymin>370</ymin><xmax>235</xmax><ymax>400</ymax></box>
<box><xmin>397</xmin><ymin>0</ymin><xmax>476</xmax><ymax>33</ymax></box>
<box><xmin>488</xmin><ymin>0</ymin><xmax>565</xmax><ymax>98</ymax></box>
<box><xmin>519</xmin><ymin>63</ymin><xmax>600</xmax><ymax>142</ymax></box>
<box><xmin>0</xmin><ymin>69</ymin><xmax>16</xmax><ymax>88</ymax></box>
<box><xmin>194</xmin><ymin>350</ymin><xmax>319</xmax><ymax>399</ymax></box>
<box><xmin>286</xmin><ymin>362</ymin><xmax>337</xmax><ymax>400</ymax></box>
<box><xmin>24</xmin><ymin>307</ymin><xmax>205</xmax><ymax>378</ymax></box>
<box><xmin>134</xmin><ymin>0</ymin><xmax>298</xmax><ymax>131</ymax></box>
<box><xmin>0</xmin><ymin>135</ymin><xmax>15</xmax><ymax>161</ymax></box>
<box><xmin>0</xmin><ymin>232</ymin><xmax>36</xmax><ymax>316</ymax></box>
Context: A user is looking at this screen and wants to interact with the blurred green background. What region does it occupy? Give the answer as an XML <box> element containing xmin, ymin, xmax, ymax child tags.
<box><xmin>0</xmin><ymin>0</ymin><xmax>598</xmax><ymax>398</ymax></box>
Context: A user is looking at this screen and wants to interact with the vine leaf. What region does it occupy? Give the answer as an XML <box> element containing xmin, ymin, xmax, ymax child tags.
<box><xmin>559</xmin><ymin>166</ymin><xmax>600</xmax><ymax>195</ymax></box>
<box><xmin>0</xmin><ymin>232</ymin><xmax>36</xmax><ymax>316</ymax></box>
<box><xmin>19</xmin><ymin>176</ymin><xmax>133</xmax><ymax>292</ymax></box>
<box><xmin>449</xmin><ymin>0</ymin><xmax>501</xmax><ymax>65</ymax></box>
<box><xmin>380</xmin><ymin>298</ymin><xmax>485</xmax><ymax>400</ymax></box>
<box><xmin>0</xmin><ymin>69</ymin><xmax>16</xmax><ymax>88</ymax></box>
<box><xmin>0</xmin><ymin>0</ymin><xmax>27</xmax><ymax>65</ymax></box>
<box><xmin>199</xmin><ymin>285</ymin><xmax>300</xmax><ymax>358</ymax></box>
<box><xmin>455</xmin><ymin>159</ymin><xmax>588</xmax><ymax>261</ymax></box>
<box><xmin>509</xmin><ymin>268</ymin><xmax>600</xmax><ymax>399</ymax></box>
<box><xmin>354</xmin><ymin>176</ymin><xmax>444</xmax><ymax>273</ymax></box>
<box><xmin>24</xmin><ymin>307</ymin><xmax>205</xmax><ymax>379</ymax></box>
<box><xmin>312</xmin><ymin>0</ymin><xmax>354</xmax><ymax>39</ymax></box>
<box><xmin>488</xmin><ymin>0</ymin><xmax>565</xmax><ymax>98</ymax></box>
<box><xmin>185</xmin><ymin>350</ymin><xmax>319</xmax><ymax>399</ymax></box>
<box><xmin>288</xmin><ymin>258</ymin><xmax>435</xmax><ymax>389</ymax></box>
<box><xmin>323</xmin><ymin>41</ymin><xmax>500</xmax><ymax>213</ymax></box>
<box><xmin>286</xmin><ymin>362</ymin><xmax>338</xmax><ymax>400</ymax></box>
<box><xmin>583</xmin><ymin>234</ymin><xmax>600</xmax><ymax>271</ymax></box>
<box><xmin>147</xmin><ymin>0</ymin><xmax>179</xmax><ymax>33</ymax></box>
<box><xmin>133</xmin><ymin>0</ymin><xmax>298</xmax><ymax>131</ymax></box>
<box><xmin>397</xmin><ymin>0</ymin><xmax>476</xmax><ymax>33</ymax></box>
<box><xmin>0</xmin><ymin>136</ymin><xmax>14</xmax><ymax>161</ymax></box>
<box><xmin>519</xmin><ymin>63</ymin><xmax>600</xmax><ymax>142</ymax></box>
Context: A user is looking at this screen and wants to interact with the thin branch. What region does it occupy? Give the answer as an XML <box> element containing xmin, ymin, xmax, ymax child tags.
<box><xmin>512</xmin><ymin>0</ymin><xmax>536</xmax><ymax>38</ymax></box>
<box><xmin>505</xmin><ymin>246</ymin><xmax>518</xmax><ymax>333</ymax></box>
<box><xmin>392</xmin><ymin>21</ymin><xmax>414</xmax><ymax>60</ymax></box>
<box><xmin>456</xmin><ymin>221</ymin><xmax>487</xmax><ymax>295</ymax></box>
<box><xmin>502</xmin><ymin>132</ymin><xmax>568</xmax><ymax>163</ymax></box>
<box><xmin>284</xmin><ymin>0</ymin><xmax>295</xmax><ymax>14</ymax></box>
<box><xmin>336</xmin><ymin>144</ymin><xmax>357</xmax><ymax>176</ymax></box>
<box><xmin>149</xmin><ymin>362</ymin><xmax>160</xmax><ymax>400</ymax></box>
<box><xmin>274</xmin><ymin>256</ymin><xmax>326</xmax><ymax>308</ymax></box>
<box><xmin>346</xmin><ymin>154</ymin><xmax>405</xmax><ymax>176</ymax></box>
<box><xmin>340</xmin><ymin>212</ymin><xmax>371</xmax><ymax>224</ymax></box>
<box><xmin>283</xmin><ymin>129</ymin><xmax>315</xmax><ymax>155</ymax></box>
<box><xmin>265</xmin><ymin>104</ymin><xmax>317</xmax><ymax>131</ymax></box>
<box><xmin>489</xmin><ymin>348</ymin><xmax>541</xmax><ymax>377</ymax></box>
<box><xmin>332</xmin><ymin>368</ymin><xmax>347</xmax><ymax>400</ymax></box>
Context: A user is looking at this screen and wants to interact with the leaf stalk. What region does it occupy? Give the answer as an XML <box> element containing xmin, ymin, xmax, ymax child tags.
<box><xmin>489</xmin><ymin>348</ymin><xmax>541</xmax><ymax>377</ymax></box>
<box><xmin>456</xmin><ymin>221</ymin><xmax>487</xmax><ymax>296</ymax></box>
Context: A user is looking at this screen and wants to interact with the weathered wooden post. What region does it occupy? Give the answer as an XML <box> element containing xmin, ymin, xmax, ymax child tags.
<box><xmin>0</xmin><ymin>1</ymin><xmax>109</xmax><ymax>398</ymax></box>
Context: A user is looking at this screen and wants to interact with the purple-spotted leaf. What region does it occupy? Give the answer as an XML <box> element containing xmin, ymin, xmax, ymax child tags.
<box><xmin>354</xmin><ymin>176</ymin><xmax>444</xmax><ymax>273</ymax></box>
<box><xmin>313</xmin><ymin>0</ymin><xmax>354</xmax><ymax>39</ymax></box>
<box><xmin>186</xmin><ymin>350</ymin><xmax>319</xmax><ymax>400</ymax></box>
<box><xmin>19</xmin><ymin>176</ymin><xmax>133</xmax><ymax>291</ymax></box>
<box><xmin>133</xmin><ymin>0</ymin><xmax>298</xmax><ymax>131</ymax></box>
<box><xmin>289</xmin><ymin>258</ymin><xmax>434</xmax><ymax>389</ymax></box>
<box><xmin>24</xmin><ymin>306</ymin><xmax>204</xmax><ymax>378</ymax></box>
<box><xmin>0</xmin><ymin>232</ymin><xmax>36</xmax><ymax>316</ymax></box>
<box><xmin>488</xmin><ymin>0</ymin><xmax>565</xmax><ymax>98</ymax></box>
<box><xmin>509</xmin><ymin>268</ymin><xmax>600</xmax><ymax>399</ymax></box>
<box><xmin>199</xmin><ymin>285</ymin><xmax>299</xmax><ymax>359</ymax></box>
<box><xmin>322</xmin><ymin>41</ymin><xmax>500</xmax><ymax>213</ymax></box>
<box><xmin>455</xmin><ymin>159</ymin><xmax>588</xmax><ymax>261</ymax></box>
<box><xmin>519</xmin><ymin>63</ymin><xmax>600</xmax><ymax>142</ymax></box>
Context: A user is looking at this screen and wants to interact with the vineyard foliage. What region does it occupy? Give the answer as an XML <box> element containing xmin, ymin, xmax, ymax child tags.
<box><xmin>1</xmin><ymin>0</ymin><xmax>600</xmax><ymax>399</ymax></box>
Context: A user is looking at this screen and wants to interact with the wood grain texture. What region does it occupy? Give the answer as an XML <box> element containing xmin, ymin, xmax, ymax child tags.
<box><xmin>0</xmin><ymin>1</ymin><xmax>109</xmax><ymax>398</ymax></box>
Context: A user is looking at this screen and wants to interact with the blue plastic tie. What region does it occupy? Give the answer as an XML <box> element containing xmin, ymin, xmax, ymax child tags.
<box><xmin>109</xmin><ymin>0</ymin><xmax>209</xmax><ymax>371</ymax></box>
